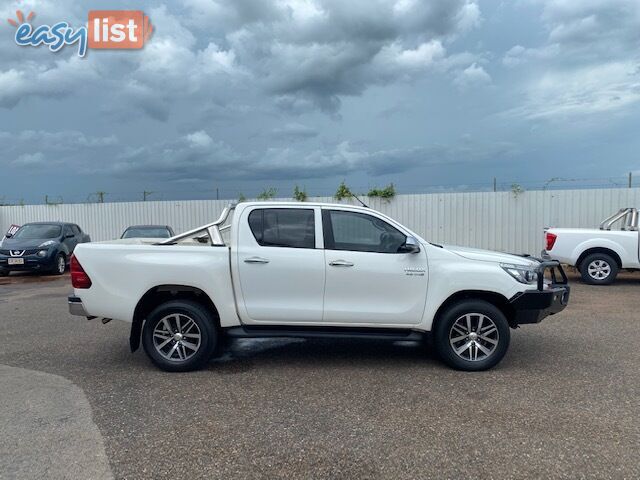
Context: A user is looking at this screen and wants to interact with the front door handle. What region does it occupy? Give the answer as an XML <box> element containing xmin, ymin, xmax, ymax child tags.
<box><xmin>329</xmin><ymin>260</ymin><xmax>354</xmax><ymax>267</ymax></box>
<box><xmin>244</xmin><ymin>257</ymin><xmax>270</xmax><ymax>264</ymax></box>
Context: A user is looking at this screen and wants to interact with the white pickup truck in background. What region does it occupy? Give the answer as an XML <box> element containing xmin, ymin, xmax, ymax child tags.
<box><xmin>69</xmin><ymin>202</ymin><xmax>570</xmax><ymax>372</ymax></box>
<box><xmin>544</xmin><ymin>207</ymin><xmax>640</xmax><ymax>285</ymax></box>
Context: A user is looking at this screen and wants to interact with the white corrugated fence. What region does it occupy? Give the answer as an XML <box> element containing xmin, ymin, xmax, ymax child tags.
<box><xmin>1</xmin><ymin>188</ymin><xmax>639</xmax><ymax>255</ymax></box>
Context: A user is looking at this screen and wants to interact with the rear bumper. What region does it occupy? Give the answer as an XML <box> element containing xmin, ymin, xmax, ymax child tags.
<box><xmin>509</xmin><ymin>285</ymin><xmax>570</xmax><ymax>324</ymax></box>
<box><xmin>68</xmin><ymin>296</ymin><xmax>89</xmax><ymax>316</ymax></box>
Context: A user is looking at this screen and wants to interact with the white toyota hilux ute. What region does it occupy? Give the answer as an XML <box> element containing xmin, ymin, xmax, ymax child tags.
<box><xmin>544</xmin><ymin>207</ymin><xmax>640</xmax><ymax>285</ymax></box>
<box><xmin>69</xmin><ymin>201</ymin><xmax>570</xmax><ymax>372</ymax></box>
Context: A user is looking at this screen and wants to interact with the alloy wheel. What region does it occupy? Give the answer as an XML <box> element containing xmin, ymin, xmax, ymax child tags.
<box><xmin>153</xmin><ymin>314</ymin><xmax>202</xmax><ymax>362</ymax></box>
<box><xmin>449</xmin><ymin>313</ymin><xmax>499</xmax><ymax>362</ymax></box>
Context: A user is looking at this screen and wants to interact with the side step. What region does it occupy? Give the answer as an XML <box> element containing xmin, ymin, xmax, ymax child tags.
<box><xmin>224</xmin><ymin>325</ymin><xmax>424</xmax><ymax>342</ymax></box>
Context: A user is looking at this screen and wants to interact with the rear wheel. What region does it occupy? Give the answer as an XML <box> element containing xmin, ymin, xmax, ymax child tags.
<box><xmin>142</xmin><ymin>300</ymin><xmax>218</xmax><ymax>372</ymax></box>
<box><xmin>580</xmin><ymin>253</ymin><xmax>618</xmax><ymax>285</ymax></box>
<box><xmin>433</xmin><ymin>300</ymin><xmax>510</xmax><ymax>371</ymax></box>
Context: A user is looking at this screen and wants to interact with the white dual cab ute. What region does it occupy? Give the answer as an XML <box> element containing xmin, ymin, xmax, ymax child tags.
<box><xmin>69</xmin><ymin>202</ymin><xmax>570</xmax><ymax>372</ymax></box>
<box><xmin>545</xmin><ymin>207</ymin><xmax>640</xmax><ymax>285</ymax></box>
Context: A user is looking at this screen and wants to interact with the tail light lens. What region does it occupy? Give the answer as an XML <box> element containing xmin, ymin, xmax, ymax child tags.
<box><xmin>545</xmin><ymin>232</ymin><xmax>557</xmax><ymax>251</ymax></box>
<box><xmin>70</xmin><ymin>254</ymin><xmax>92</xmax><ymax>289</ymax></box>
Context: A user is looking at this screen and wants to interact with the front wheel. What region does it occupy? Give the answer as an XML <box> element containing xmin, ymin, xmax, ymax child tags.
<box><xmin>0</xmin><ymin>269</ymin><xmax>9</xmax><ymax>277</ymax></box>
<box><xmin>142</xmin><ymin>300</ymin><xmax>218</xmax><ymax>372</ymax></box>
<box><xmin>580</xmin><ymin>253</ymin><xmax>618</xmax><ymax>285</ymax></box>
<box><xmin>52</xmin><ymin>253</ymin><xmax>66</xmax><ymax>275</ymax></box>
<box><xmin>433</xmin><ymin>300</ymin><xmax>510</xmax><ymax>371</ymax></box>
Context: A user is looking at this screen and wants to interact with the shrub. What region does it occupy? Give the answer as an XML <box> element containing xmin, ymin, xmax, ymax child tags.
<box><xmin>293</xmin><ymin>185</ymin><xmax>308</xmax><ymax>202</ymax></box>
<box><xmin>257</xmin><ymin>188</ymin><xmax>277</xmax><ymax>200</ymax></box>
<box><xmin>334</xmin><ymin>181</ymin><xmax>353</xmax><ymax>201</ymax></box>
<box><xmin>367</xmin><ymin>183</ymin><xmax>396</xmax><ymax>200</ymax></box>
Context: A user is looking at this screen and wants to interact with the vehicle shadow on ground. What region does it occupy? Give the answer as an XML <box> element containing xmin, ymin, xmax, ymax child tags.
<box><xmin>0</xmin><ymin>271</ymin><xmax>69</xmax><ymax>286</ymax></box>
<box><xmin>99</xmin><ymin>331</ymin><xmax>576</xmax><ymax>375</ymax></box>
<box><xmin>204</xmin><ymin>336</ymin><xmax>558</xmax><ymax>373</ymax></box>
<box><xmin>566</xmin><ymin>270</ymin><xmax>640</xmax><ymax>285</ymax></box>
<box><xmin>185</xmin><ymin>336</ymin><xmax>436</xmax><ymax>373</ymax></box>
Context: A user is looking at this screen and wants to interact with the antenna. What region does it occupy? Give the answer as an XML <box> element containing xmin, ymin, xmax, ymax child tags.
<box><xmin>350</xmin><ymin>192</ymin><xmax>369</xmax><ymax>208</ymax></box>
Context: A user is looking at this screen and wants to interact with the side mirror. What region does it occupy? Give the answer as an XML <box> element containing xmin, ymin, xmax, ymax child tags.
<box><xmin>4</xmin><ymin>233</ymin><xmax>12</xmax><ymax>239</ymax></box>
<box><xmin>400</xmin><ymin>236</ymin><xmax>421</xmax><ymax>254</ymax></box>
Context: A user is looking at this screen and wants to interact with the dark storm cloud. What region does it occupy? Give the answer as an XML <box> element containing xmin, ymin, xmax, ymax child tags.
<box><xmin>0</xmin><ymin>130</ymin><xmax>117</xmax><ymax>169</ymax></box>
<box><xmin>270</xmin><ymin>123</ymin><xmax>319</xmax><ymax>140</ymax></box>
<box><xmin>502</xmin><ymin>0</ymin><xmax>640</xmax><ymax>120</ymax></box>
<box><xmin>0</xmin><ymin>0</ymin><xmax>481</xmax><ymax>113</ymax></box>
<box><xmin>101</xmin><ymin>129</ymin><xmax>518</xmax><ymax>182</ymax></box>
<box><xmin>1</xmin><ymin>0</ymin><xmax>639</xmax><ymax>203</ymax></box>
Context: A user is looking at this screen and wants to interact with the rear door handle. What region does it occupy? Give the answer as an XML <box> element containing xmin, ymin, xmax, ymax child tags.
<box><xmin>244</xmin><ymin>257</ymin><xmax>270</xmax><ymax>264</ymax></box>
<box><xmin>329</xmin><ymin>260</ymin><xmax>354</xmax><ymax>267</ymax></box>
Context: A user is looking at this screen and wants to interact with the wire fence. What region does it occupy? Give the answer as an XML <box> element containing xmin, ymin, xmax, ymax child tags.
<box><xmin>0</xmin><ymin>174</ymin><xmax>637</xmax><ymax>206</ymax></box>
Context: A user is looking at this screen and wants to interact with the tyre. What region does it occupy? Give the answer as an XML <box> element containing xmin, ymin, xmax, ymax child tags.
<box><xmin>52</xmin><ymin>253</ymin><xmax>66</xmax><ymax>275</ymax></box>
<box><xmin>0</xmin><ymin>269</ymin><xmax>9</xmax><ymax>277</ymax></box>
<box><xmin>433</xmin><ymin>300</ymin><xmax>510</xmax><ymax>371</ymax></box>
<box><xmin>142</xmin><ymin>300</ymin><xmax>218</xmax><ymax>372</ymax></box>
<box><xmin>580</xmin><ymin>253</ymin><xmax>618</xmax><ymax>285</ymax></box>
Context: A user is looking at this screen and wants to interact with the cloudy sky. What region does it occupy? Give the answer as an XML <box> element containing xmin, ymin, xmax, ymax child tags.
<box><xmin>1</xmin><ymin>0</ymin><xmax>639</xmax><ymax>203</ymax></box>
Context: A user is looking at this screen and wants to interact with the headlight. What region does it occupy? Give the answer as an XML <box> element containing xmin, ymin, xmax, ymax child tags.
<box><xmin>38</xmin><ymin>240</ymin><xmax>56</xmax><ymax>248</ymax></box>
<box><xmin>37</xmin><ymin>250</ymin><xmax>48</xmax><ymax>257</ymax></box>
<box><xmin>500</xmin><ymin>263</ymin><xmax>539</xmax><ymax>284</ymax></box>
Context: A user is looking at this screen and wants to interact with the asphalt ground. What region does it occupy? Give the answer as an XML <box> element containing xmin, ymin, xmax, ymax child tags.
<box><xmin>0</xmin><ymin>270</ymin><xmax>639</xmax><ymax>479</ymax></box>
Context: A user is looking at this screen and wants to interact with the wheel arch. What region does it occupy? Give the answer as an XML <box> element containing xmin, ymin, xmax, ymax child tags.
<box><xmin>432</xmin><ymin>290</ymin><xmax>516</xmax><ymax>330</ymax></box>
<box><xmin>576</xmin><ymin>247</ymin><xmax>622</xmax><ymax>270</ymax></box>
<box><xmin>130</xmin><ymin>285</ymin><xmax>220</xmax><ymax>352</ymax></box>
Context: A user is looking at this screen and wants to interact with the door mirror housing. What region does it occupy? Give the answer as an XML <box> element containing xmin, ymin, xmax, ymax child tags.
<box><xmin>399</xmin><ymin>236</ymin><xmax>421</xmax><ymax>254</ymax></box>
<box><xmin>4</xmin><ymin>233</ymin><xmax>12</xmax><ymax>239</ymax></box>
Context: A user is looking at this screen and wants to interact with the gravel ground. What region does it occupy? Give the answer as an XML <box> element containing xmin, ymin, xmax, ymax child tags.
<box><xmin>0</xmin><ymin>270</ymin><xmax>639</xmax><ymax>479</ymax></box>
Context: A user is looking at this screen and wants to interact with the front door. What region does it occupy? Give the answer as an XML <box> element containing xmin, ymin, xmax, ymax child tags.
<box><xmin>236</xmin><ymin>206</ymin><xmax>325</xmax><ymax>323</ymax></box>
<box><xmin>322</xmin><ymin>209</ymin><xmax>428</xmax><ymax>325</ymax></box>
<box><xmin>63</xmin><ymin>224</ymin><xmax>78</xmax><ymax>252</ymax></box>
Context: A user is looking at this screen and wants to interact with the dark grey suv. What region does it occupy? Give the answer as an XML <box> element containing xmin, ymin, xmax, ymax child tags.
<box><xmin>0</xmin><ymin>222</ymin><xmax>91</xmax><ymax>276</ymax></box>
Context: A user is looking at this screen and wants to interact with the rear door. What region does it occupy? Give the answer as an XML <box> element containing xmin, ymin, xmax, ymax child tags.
<box><xmin>322</xmin><ymin>208</ymin><xmax>428</xmax><ymax>326</ymax></box>
<box><xmin>235</xmin><ymin>206</ymin><xmax>325</xmax><ymax>324</ymax></box>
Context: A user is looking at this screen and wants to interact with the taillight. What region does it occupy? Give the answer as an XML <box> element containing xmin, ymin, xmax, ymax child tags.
<box><xmin>545</xmin><ymin>232</ymin><xmax>557</xmax><ymax>251</ymax></box>
<box><xmin>70</xmin><ymin>254</ymin><xmax>92</xmax><ymax>289</ymax></box>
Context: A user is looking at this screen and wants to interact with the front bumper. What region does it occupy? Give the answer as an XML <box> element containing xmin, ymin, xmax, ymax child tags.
<box><xmin>0</xmin><ymin>250</ymin><xmax>57</xmax><ymax>271</ymax></box>
<box><xmin>509</xmin><ymin>259</ymin><xmax>570</xmax><ymax>325</ymax></box>
<box><xmin>510</xmin><ymin>285</ymin><xmax>570</xmax><ymax>324</ymax></box>
<box><xmin>68</xmin><ymin>296</ymin><xmax>89</xmax><ymax>317</ymax></box>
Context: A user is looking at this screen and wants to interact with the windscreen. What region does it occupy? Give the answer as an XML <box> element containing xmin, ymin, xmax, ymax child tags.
<box><xmin>122</xmin><ymin>227</ymin><xmax>171</xmax><ymax>238</ymax></box>
<box><xmin>13</xmin><ymin>224</ymin><xmax>61</xmax><ymax>239</ymax></box>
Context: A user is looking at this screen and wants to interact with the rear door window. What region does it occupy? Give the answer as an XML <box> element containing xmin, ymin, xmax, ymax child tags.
<box><xmin>248</xmin><ymin>209</ymin><xmax>315</xmax><ymax>249</ymax></box>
